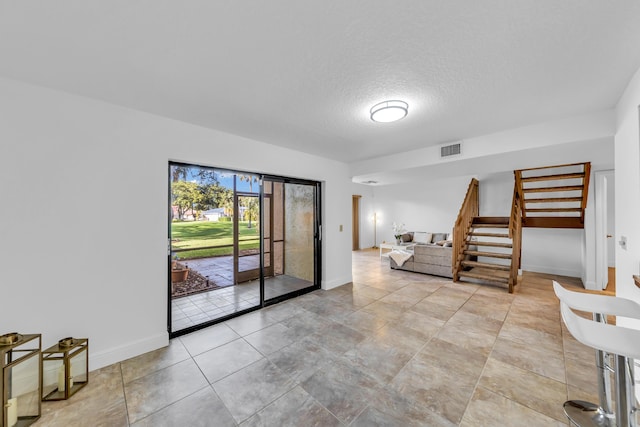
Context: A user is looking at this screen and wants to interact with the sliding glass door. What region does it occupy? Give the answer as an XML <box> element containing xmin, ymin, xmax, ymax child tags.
<box><xmin>168</xmin><ymin>163</ymin><xmax>320</xmax><ymax>336</ymax></box>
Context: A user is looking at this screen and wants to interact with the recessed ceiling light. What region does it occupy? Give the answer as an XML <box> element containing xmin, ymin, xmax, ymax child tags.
<box><xmin>370</xmin><ymin>100</ymin><xmax>408</xmax><ymax>123</ymax></box>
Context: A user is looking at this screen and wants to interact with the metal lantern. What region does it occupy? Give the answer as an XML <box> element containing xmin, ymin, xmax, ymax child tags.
<box><xmin>1</xmin><ymin>333</ymin><xmax>41</xmax><ymax>427</ymax></box>
<box><xmin>41</xmin><ymin>338</ymin><xmax>88</xmax><ymax>401</ymax></box>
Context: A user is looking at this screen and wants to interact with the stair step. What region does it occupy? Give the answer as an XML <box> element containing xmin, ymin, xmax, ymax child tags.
<box><xmin>470</xmin><ymin>241</ymin><xmax>513</xmax><ymax>248</ymax></box>
<box><xmin>522</xmin><ymin>217</ymin><xmax>584</xmax><ymax>229</ymax></box>
<box><xmin>523</xmin><ymin>185</ymin><xmax>583</xmax><ymax>193</ymax></box>
<box><xmin>464</xmin><ymin>250</ymin><xmax>512</xmax><ymax>259</ymax></box>
<box><xmin>521</xmin><ymin>172</ymin><xmax>585</xmax><ymax>182</ymax></box>
<box><xmin>458</xmin><ymin>270</ymin><xmax>509</xmax><ymax>284</ymax></box>
<box><xmin>469</xmin><ymin>232</ymin><xmax>510</xmax><ymax>238</ymax></box>
<box><xmin>525</xmin><ymin>207</ymin><xmax>582</xmax><ymax>213</ymax></box>
<box><xmin>472</xmin><ymin>216</ymin><xmax>509</xmax><ymax>224</ymax></box>
<box><xmin>471</xmin><ymin>223</ymin><xmax>509</xmax><ymax>229</ymax></box>
<box><xmin>524</xmin><ymin>196</ymin><xmax>583</xmax><ymax>203</ymax></box>
<box><xmin>461</xmin><ymin>260</ymin><xmax>510</xmax><ymax>271</ymax></box>
<box><xmin>517</xmin><ymin>162</ymin><xmax>587</xmax><ymax>173</ymax></box>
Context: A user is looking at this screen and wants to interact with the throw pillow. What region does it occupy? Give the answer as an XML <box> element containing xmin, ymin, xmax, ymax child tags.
<box><xmin>431</xmin><ymin>233</ymin><xmax>447</xmax><ymax>243</ymax></box>
<box><xmin>401</xmin><ymin>233</ymin><xmax>413</xmax><ymax>243</ymax></box>
<box><xmin>435</xmin><ymin>240</ymin><xmax>447</xmax><ymax>246</ymax></box>
<box><xmin>413</xmin><ymin>232</ymin><xmax>432</xmax><ymax>244</ymax></box>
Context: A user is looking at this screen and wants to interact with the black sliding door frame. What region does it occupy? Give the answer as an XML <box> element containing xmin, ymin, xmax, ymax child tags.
<box><xmin>168</xmin><ymin>161</ymin><xmax>322</xmax><ymax>338</ymax></box>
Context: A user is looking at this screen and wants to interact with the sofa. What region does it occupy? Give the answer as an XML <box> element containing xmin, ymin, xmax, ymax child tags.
<box><xmin>389</xmin><ymin>231</ymin><xmax>472</xmax><ymax>279</ymax></box>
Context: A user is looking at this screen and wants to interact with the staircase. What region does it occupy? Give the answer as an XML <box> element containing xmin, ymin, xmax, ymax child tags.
<box><xmin>452</xmin><ymin>162</ymin><xmax>589</xmax><ymax>293</ymax></box>
<box><xmin>517</xmin><ymin>162</ymin><xmax>590</xmax><ymax>229</ymax></box>
<box><xmin>457</xmin><ymin>216</ymin><xmax>515</xmax><ymax>292</ymax></box>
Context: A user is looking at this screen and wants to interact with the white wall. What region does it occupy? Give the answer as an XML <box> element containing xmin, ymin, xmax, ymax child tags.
<box><xmin>370</xmin><ymin>176</ymin><xmax>473</xmax><ymax>243</ymax></box>
<box><xmin>614</xmin><ymin>65</ymin><xmax>640</xmax><ymax>329</ymax></box>
<box><xmin>350</xmin><ymin>183</ymin><xmax>374</xmax><ymax>249</ymax></box>
<box><xmin>521</xmin><ymin>228</ymin><xmax>583</xmax><ymax>278</ymax></box>
<box><xmin>0</xmin><ymin>77</ymin><xmax>354</xmax><ymax>370</ymax></box>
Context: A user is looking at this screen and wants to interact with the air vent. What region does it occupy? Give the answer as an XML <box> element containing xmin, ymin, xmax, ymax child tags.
<box><xmin>362</xmin><ymin>180</ymin><xmax>378</xmax><ymax>185</ymax></box>
<box><xmin>441</xmin><ymin>143</ymin><xmax>461</xmax><ymax>157</ymax></box>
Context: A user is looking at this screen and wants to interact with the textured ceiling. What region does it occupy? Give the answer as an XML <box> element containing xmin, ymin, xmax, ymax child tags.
<box><xmin>1</xmin><ymin>1</ymin><xmax>639</xmax><ymax>163</ymax></box>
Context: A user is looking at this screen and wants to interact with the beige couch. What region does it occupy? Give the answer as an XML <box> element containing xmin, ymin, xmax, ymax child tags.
<box><xmin>389</xmin><ymin>231</ymin><xmax>474</xmax><ymax>278</ymax></box>
<box><xmin>390</xmin><ymin>243</ymin><xmax>454</xmax><ymax>278</ymax></box>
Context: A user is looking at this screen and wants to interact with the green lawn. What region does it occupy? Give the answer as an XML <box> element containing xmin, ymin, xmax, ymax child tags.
<box><xmin>171</xmin><ymin>221</ymin><xmax>259</xmax><ymax>259</ymax></box>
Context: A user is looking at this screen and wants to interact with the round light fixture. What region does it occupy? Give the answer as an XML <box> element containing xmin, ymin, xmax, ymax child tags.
<box><xmin>370</xmin><ymin>100</ymin><xmax>408</xmax><ymax>123</ymax></box>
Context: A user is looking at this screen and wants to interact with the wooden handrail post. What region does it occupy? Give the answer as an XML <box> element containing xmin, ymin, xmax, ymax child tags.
<box><xmin>507</xmin><ymin>170</ymin><xmax>525</xmax><ymax>293</ymax></box>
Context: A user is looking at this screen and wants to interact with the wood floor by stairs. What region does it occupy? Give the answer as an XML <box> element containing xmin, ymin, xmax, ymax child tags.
<box><xmin>457</xmin><ymin>216</ymin><xmax>514</xmax><ymax>288</ymax></box>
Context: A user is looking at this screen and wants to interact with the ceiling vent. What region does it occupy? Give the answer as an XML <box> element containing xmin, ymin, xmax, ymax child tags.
<box><xmin>440</xmin><ymin>142</ymin><xmax>462</xmax><ymax>158</ymax></box>
<box><xmin>362</xmin><ymin>180</ymin><xmax>378</xmax><ymax>185</ymax></box>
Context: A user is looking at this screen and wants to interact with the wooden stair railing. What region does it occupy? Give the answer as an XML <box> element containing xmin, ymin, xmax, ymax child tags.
<box><xmin>452</xmin><ymin>180</ymin><xmax>516</xmax><ymax>293</ymax></box>
<box><xmin>452</xmin><ymin>178</ymin><xmax>479</xmax><ymax>281</ymax></box>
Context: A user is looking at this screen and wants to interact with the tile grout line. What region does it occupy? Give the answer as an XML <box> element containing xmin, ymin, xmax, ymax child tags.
<box><xmin>188</xmin><ymin>337</ymin><xmax>242</xmax><ymax>426</ymax></box>
<box><xmin>460</xmin><ymin>280</ymin><xmax>571</xmax><ymax>425</ymax></box>
<box><xmin>118</xmin><ymin>363</ymin><xmax>132</xmax><ymax>427</ymax></box>
<box><xmin>454</xmin><ymin>281</ymin><xmax>494</xmax><ymax>424</ymax></box>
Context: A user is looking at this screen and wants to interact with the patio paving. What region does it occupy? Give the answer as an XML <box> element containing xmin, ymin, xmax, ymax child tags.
<box><xmin>180</xmin><ymin>254</ymin><xmax>260</xmax><ymax>288</ymax></box>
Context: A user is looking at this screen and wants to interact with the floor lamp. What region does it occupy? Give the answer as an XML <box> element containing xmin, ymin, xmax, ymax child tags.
<box><xmin>372</xmin><ymin>212</ymin><xmax>378</xmax><ymax>248</ymax></box>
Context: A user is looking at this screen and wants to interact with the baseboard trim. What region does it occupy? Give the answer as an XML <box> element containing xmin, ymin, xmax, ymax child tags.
<box><xmin>322</xmin><ymin>275</ymin><xmax>352</xmax><ymax>290</ymax></box>
<box><xmin>522</xmin><ymin>263</ymin><xmax>581</xmax><ymax>279</ymax></box>
<box><xmin>90</xmin><ymin>331</ymin><xmax>168</xmax><ymax>371</ymax></box>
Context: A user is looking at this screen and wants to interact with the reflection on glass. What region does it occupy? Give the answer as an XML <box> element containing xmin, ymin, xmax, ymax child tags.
<box><xmin>169</xmin><ymin>165</ymin><xmax>259</xmax><ymax>333</ymax></box>
<box><xmin>264</xmin><ymin>181</ymin><xmax>316</xmax><ymax>300</ymax></box>
<box><xmin>237</xmin><ymin>194</ymin><xmax>260</xmax><ymax>274</ymax></box>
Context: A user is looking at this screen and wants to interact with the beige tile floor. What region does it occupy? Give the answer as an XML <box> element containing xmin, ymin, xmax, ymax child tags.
<box><xmin>38</xmin><ymin>249</ymin><xmax>619</xmax><ymax>426</ymax></box>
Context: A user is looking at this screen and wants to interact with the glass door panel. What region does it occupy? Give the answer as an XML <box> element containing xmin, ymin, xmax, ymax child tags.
<box><xmin>263</xmin><ymin>179</ymin><xmax>319</xmax><ymax>301</ymax></box>
<box><xmin>169</xmin><ymin>164</ymin><xmax>260</xmax><ymax>335</ymax></box>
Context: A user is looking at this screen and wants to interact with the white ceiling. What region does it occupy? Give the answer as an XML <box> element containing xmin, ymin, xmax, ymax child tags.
<box><xmin>1</xmin><ymin>1</ymin><xmax>640</xmax><ymax>163</ymax></box>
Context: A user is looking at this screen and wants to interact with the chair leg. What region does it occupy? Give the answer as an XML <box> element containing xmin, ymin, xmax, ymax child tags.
<box><xmin>562</xmin><ymin>400</ymin><xmax>611</xmax><ymax>426</ymax></box>
<box><xmin>614</xmin><ymin>355</ymin><xmax>635</xmax><ymax>427</ymax></box>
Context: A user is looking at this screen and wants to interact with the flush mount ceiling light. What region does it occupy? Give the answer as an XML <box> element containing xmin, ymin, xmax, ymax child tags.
<box><xmin>370</xmin><ymin>100</ymin><xmax>408</xmax><ymax>123</ymax></box>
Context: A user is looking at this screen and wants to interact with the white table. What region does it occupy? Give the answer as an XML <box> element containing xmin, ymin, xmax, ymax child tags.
<box><xmin>379</xmin><ymin>242</ymin><xmax>416</xmax><ymax>258</ymax></box>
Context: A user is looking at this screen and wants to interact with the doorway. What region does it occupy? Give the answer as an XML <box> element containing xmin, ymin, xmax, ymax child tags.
<box><xmin>352</xmin><ymin>195</ymin><xmax>361</xmax><ymax>250</ymax></box>
<box><xmin>595</xmin><ymin>170</ymin><xmax>615</xmax><ymax>292</ymax></box>
<box><xmin>168</xmin><ymin>163</ymin><xmax>321</xmax><ymax>336</ymax></box>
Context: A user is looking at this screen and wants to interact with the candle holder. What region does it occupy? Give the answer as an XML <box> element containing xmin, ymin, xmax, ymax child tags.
<box><xmin>41</xmin><ymin>338</ymin><xmax>88</xmax><ymax>401</ymax></box>
<box><xmin>1</xmin><ymin>332</ymin><xmax>42</xmax><ymax>427</ymax></box>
